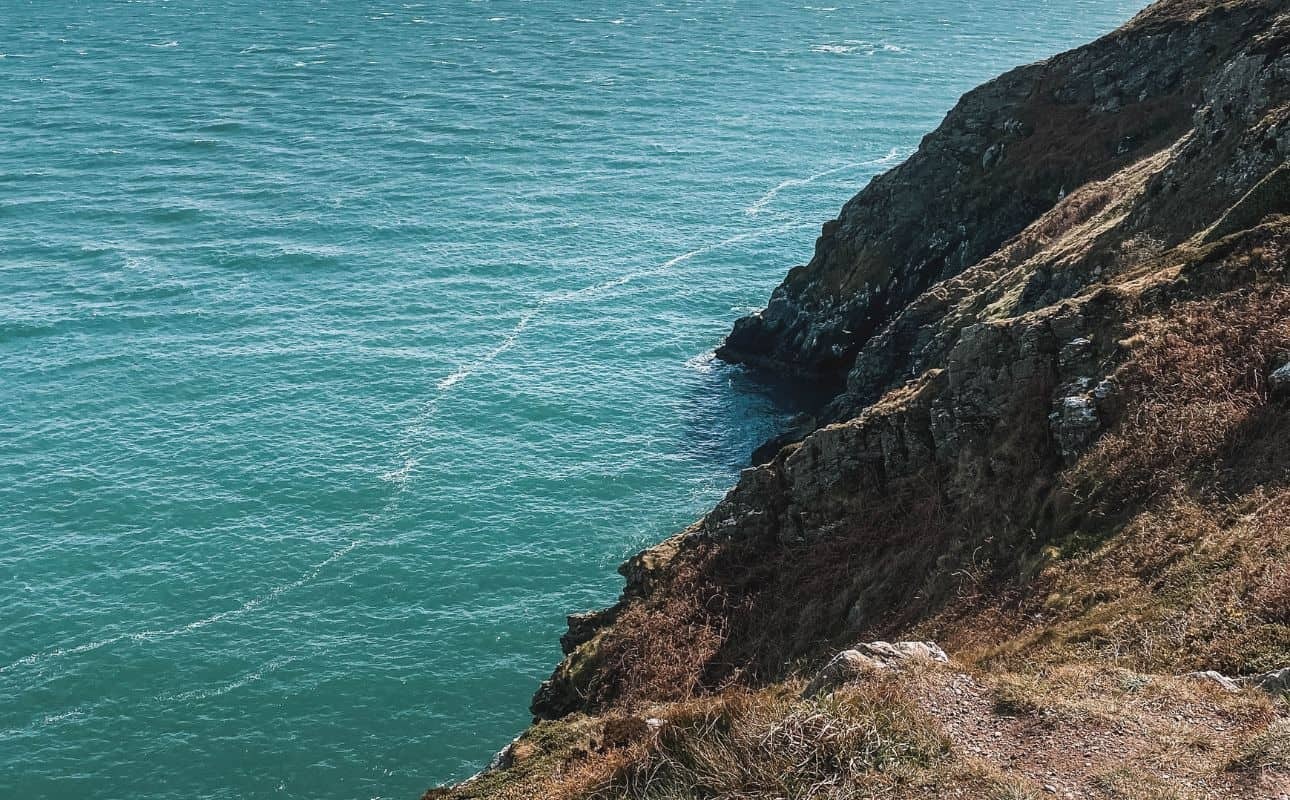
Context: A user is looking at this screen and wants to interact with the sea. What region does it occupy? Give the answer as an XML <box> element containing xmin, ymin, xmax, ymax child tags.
<box><xmin>1</xmin><ymin>1</ymin><xmax>1143</xmax><ymax>797</ymax></box>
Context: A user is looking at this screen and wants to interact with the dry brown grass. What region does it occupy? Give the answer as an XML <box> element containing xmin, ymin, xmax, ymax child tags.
<box><xmin>582</xmin><ymin>477</ymin><xmax>967</xmax><ymax>712</ymax></box>
<box><xmin>1226</xmin><ymin>718</ymin><xmax>1290</xmax><ymax>773</ymax></box>
<box><xmin>937</xmin><ymin>283</ymin><xmax>1290</xmax><ymax>675</ymax></box>
<box><xmin>445</xmin><ymin>662</ymin><xmax>1286</xmax><ymax>800</ymax></box>
<box><xmin>437</xmin><ymin>679</ymin><xmax>954</xmax><ymax>800</ymax></box>
<box><xmin>586</xmin><ymin>557</ymin><xmax>730</xmax><ymax>709</ymax></box>
<box><xmin>984</xmin><ymin>490</ymin><xmax>1290</xmax><ymax>675</ymax></box>
<box><xmin>1073</xmin><ymin>286</ymin><xmax>1290</xmax><ymax>504</ymax></box>
<box><xmin>589</xmin><ymin>283</ymin><xmax>1290</xmax><ymax>712</ymax></box>
<box><xmin>1089</xmin><ymin>768</ymin><xmax>1207</xmax><ymax>800</ymax></box>
<box><xmin>985</xmin><ymin>664</ymin><xmax>1277</xmax><ymax>730</ymax></box>
<box><xmin>424</xmin><ymin>713</ymin><xmax>660</xmax><ymax>800</ymax></box>
<box><xmin>589</xmin><ymin>679</ymin><xmax>950</xmax><ymax>800</ymax></box>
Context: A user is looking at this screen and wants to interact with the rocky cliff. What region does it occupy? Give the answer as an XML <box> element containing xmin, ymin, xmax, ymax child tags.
<box><xmin>432</xmin><ymin>1</ymin><xmax>1290</xmax><ymax>797</ymax></box>
<box><xmin>716</xmin><ymin>0</ymin><xmax>1283</xmax><ymax>390</ymax></box>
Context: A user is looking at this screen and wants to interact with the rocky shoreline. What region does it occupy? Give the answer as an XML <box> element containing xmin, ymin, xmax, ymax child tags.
<box><xmin>432</xmin><ymin>1</ymin><xmax>1290</xmax><ymax>797</ymax></box>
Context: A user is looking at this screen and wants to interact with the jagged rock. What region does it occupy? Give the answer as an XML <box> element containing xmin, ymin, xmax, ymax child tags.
<box><xmin>1092</xmin><ymin>378</ymin><xmax>1115</xmax><ymax>401</ymax></box>
<box><xmin>802</xmin><ymin>641</ymin><xmax>949</xmax><ymax>697</ymax></box>
<box><xmin>1186</xmin><ymin>667</ymin><xmax>1290</xmax><ymax>695</ymax></box>
<box><xmin>751</xmin><ymin>413</ymin><xmax>818</xmax><ymax>465</ymax></box>
<box><xmin>529</xmin><ymin>0</ymin><xmax>1290</xmax><ymax>728</ymax></box>
<box><xmin>1237</xmin><ymin>666</ymin><xmax>1290</xmax><ymax>695</ymax></box>
<box><xmin>1203</xmin><ymin>164</ymin><xmax>1290</xmax><ymax>243</ymax></box>
<box><xmin>1270</xmin><ymin>362</ymin><xmax>1290</xmax><ymax>397</ymax></box>
<box><xmin>717</xmin><ymin>0</ymin><xmax>1279</xmax><ymax>384</ymax></box>
<box><xmin>484</xmin><ymin>738</ymin><xmax>519</xmax><ymax>772</ymax></box>
<box><xmin>1185</xmin><ymin>670</ymin><xmax>1243</xmax><ymax>692</ymax></box>
<box><xmin>1058</xmin><ymin>337</ymin><xmax>1094</xmax><ymax>368</ymax></box>
<box><xmin>856</xmin><ymin>640</ymin><xmax>950</xmax><ymax>665</ymax></box>
<box><xmin>446</xmin><ymin>734</ymin><xmax>521</xmax><ymax>789</ymax></box>
<box><xmin>430</xmin><ymin>3</ymin><xmax>1290</xmax><ymax>796</ymax></box>
<box><xmin>1050</xmin><ymin>392</ymin><xmax>1102</xmax><ymax>461</ymax></box>
<box><xmin>560</xmin><ymin>608</ymin><xmax>618</xmax><ymax>655</ymax></box>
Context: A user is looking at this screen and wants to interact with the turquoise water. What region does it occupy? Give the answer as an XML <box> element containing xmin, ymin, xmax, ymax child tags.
<box><xmin>1</xmin><ymin>2</ymin><xmax>1142</xmax><ymax>797</ymax></box>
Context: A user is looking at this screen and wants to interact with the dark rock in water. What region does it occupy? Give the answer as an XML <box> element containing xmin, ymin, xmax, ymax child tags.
<box><xmin>750</xmin><ymin>413</ymin><xmax>817</xmax><ymax>465</ymax></box>
<box><xmin>559</xmin><ymin>608</ymin><xmax>618</xmax><ymax>656</ymax></box>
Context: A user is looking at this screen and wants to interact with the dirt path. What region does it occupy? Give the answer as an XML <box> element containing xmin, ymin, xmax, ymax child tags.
<box><xmin>905</xmin><ymin>666</ymin><xmax>1289</xmax><ymax>799</ymax></box>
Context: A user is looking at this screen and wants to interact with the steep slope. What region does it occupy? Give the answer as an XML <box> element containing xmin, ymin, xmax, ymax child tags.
<box><xmin>715</xmin><ymin>0</ymin><xmax>1281</xmax><ymax>387</ymax></box>
<box><xmin>431</xmin><ymin>1</ymin><xmax>1290</xmax><ymax>797</ymax></box>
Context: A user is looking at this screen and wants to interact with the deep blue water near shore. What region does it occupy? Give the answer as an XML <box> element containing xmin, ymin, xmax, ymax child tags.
<box><xmin>1</xmin><ymin>1</ymin><xmax>1142</xmax><ymax>797</ymax></box>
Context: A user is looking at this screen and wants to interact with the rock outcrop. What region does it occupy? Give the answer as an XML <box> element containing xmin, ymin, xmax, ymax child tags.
<box><xmin>716</xmin><ymin>0</ymin><xmax>1284</xmax><ymax>395</ymax></box>
<box><xmin>1190</xmin><ymin>666</ymin><xmax>1290</xmax><ymax>695</ymax></box>
<box><xmin>801</xmin><ymin>641</ymin><xmax>950</xmax><ymax>697</ymax></box>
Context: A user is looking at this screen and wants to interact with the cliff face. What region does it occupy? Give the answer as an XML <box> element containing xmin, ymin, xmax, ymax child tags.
<box><xmin>715</xmin><ymin>0</ymin><xmax>1281</xmax><ymax>388</ymax></box>
<box><xmin>433</xmin><ymin>1</ymin><xmax>1290</xmax><ymax>798</ymax></box>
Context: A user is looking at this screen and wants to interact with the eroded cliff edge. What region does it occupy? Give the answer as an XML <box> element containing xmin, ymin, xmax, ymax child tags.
<box><xmin>432</xmin><ymin>1</ymin><xmax>1290</xmax><ymax>797</ymax></box>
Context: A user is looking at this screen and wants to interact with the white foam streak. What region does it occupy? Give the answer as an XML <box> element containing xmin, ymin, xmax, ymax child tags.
<box><xmin>430</xmin><ymin>221</ymin><xmax>808</xmax><ymax>395</ymax></box>
<box><xmin>435</xmin><ymin>306</ymin><xmax>542</xmax><ymax>391</ymax></box>
<box><xmin>3</xmin><ymin>220</ymin><xmax>810</xmax><ymax>679</ymax></box>
<box><xmin>158</xmin><ymin>656</ymin><xmax>298</xmax><ymax>703</ymax></box>
<box><xmin>744</xmin><ymin>147</ymin><xmax>907</xmax><ymax>217</ymax></box>
<box><xmin>1</xmin><ymin>540</ymin><xmax>362</xmax><ymax>675</ymax></box>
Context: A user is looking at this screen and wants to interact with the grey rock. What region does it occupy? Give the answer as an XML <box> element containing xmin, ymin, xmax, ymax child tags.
<box><xmin>1187</xmin><ymin>667</ymin><xmax>1290</xmax><ymax>696</ymax></box>
<box><xmin>1185</xmin><ymin>670</ymin><xmax>1242</xmax><ymax>692</ymax></box>
<box><xmin>1059</xmin><ymin>337</ymin><xmax>1094</xmax><ymax>368</ymax></box>
<box><xmin>1270</xmin><ymin>362</ymin><xmax>1290</xmax><ymax>397</ymax></box>
<box><xmin>560</xmin><ymin>607</ymin><xmax>618</xmax><ymax>655</ymax></box>
<box><xmin>1050</xmin><ymin>393</ymin><xmax>1101</xmax><ymax>461</ymax></box>
<box><xmin>982</xmin><ymin>142</ymin><xmax>1005</xmax><ymax>170</ymax></box>
<box><xmin>1237</xmin><ymin>666</ymin><xmax>1290</xmax><ymax>695</ymax></box>
<box><xmin>802</xmin><ymin>641</ymin><xmax>949</xmax><ymax>697</ymax></box>
<box><xmin>716</xmin><ymin>0</ymin><xmax>1282</xmax><ymax>387</ymax></box>
<box><xmin>855</xmin><ymin>640</ymin><xmax>949</xmax><ymax>665</ymax></box>
<box><xmin>530</xmin><ymin>0</ymin><xmax>1290</xmax><ymax>722</ymax></box>
<box><xmin>485</xmin><ymin>739</ymin><xmax>518</xmax><ymax>772</ymax></box>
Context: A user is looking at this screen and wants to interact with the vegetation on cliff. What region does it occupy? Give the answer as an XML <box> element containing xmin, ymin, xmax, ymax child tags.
<box><xmin>431</xmin><ymin>0</ymin><xmax>1289</xmax><ymax>797</ymax></box>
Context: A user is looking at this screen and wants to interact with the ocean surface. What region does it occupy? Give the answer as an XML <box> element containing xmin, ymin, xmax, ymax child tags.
<box><xmin>1</xmin><ymin>1</ymin><xmax>1143</xmax><ymax>797</ymax></box>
